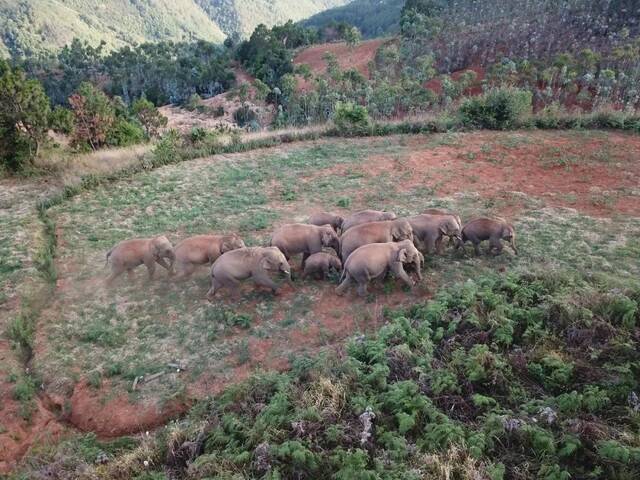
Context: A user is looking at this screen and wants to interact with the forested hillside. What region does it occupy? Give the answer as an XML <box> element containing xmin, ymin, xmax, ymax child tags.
<box><xmin>302</xmin><ymin>0</ymin><xmax>403</xmax><ymax>38</ymax></box>
<box><xmin>0</xmin><ymin>0</ymin><xmax>348</xmax><ymax>58</ymax></box>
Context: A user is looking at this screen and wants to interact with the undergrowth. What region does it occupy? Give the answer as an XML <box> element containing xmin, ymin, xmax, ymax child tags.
<box><xmin>15</xmin><ymin>270</ymin><xmax>640</xmax><ymax>479</ymax></box>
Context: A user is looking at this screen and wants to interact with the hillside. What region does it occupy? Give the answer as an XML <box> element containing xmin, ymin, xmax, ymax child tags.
<box><xmin>301</xmin><ymin>0</ymin><xmax>403</xmax><ymax>38</ymax></box>
<box><xmin>0</xmin><ymin>0</ymin><xmax>348</xmax><ymax>58</ymax></box>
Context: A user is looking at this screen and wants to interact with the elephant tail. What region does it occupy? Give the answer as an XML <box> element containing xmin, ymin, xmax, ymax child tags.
<box><xmin>338</xmin><ymin>266</ymin><xmax>347</xmax><ymax>284</ymax></box>
<box><xmin>105</xmin><ymin>249</ymin><xmax>113</xmax><ymax>267</ymax></box>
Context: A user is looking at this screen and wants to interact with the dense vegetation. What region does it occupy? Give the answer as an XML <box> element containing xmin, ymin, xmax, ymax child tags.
<box><xmin>19</xmin><ymin>39</ymin><xmax>235</xmax><ymax>106</ymax></box>
<box><xmin>302</xmin><ymin>0</ymin><xmax>403</xmax><ymax>38</ymax></box>
<box><xmin>12</xmin><ymin>269</ymin><xmax>640</xmax><ymax>479</ymax></box>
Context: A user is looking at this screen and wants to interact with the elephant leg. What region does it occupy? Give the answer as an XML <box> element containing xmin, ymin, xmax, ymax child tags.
<box><xmin>144</xmin><ymin>259</ymin><xmax>156</xmax><ymax>280</ymax></box>
<box><xmin>435</xmin><ymin>236</ymin><xmax>445</xmax><ymax>254</ymax></box>
<box><xmin>335</xmin><ymin>274</ymin><xmax>353</xmax><ymax>295</ymax></box>
<box><xmin>356</xmin><ymin>281</ymin><xmax>368</xmax><ymax>297</ymax></box>
<box><xmin>491</xmin><ymin>239</ymin><xmax>503</xmax><ymax>256</ymax></box>
<box><xmin>176</xmin><ymin>262</ymin><xmax>196</xmax><ymax>280</ymax></box>
<box><xmin>105</xmin><ymin>268</ymin><xmax>123</xmax><ymax>286</ymax></box>
<box><xmin>426</xmin><ymin>236</ymin><xmax>437</xmax><ymax>255</ymax></box>
<box><xmin>253</xmin><ymin>271</ymin><xmax>280</xmax><ymax>294</ymax></box>
<box><xmin>206</xmin><ymin>277</ymin><xmax>225</xmax><ymax>300</ymax></box>
<box><xmin>301</xmin><ymin>252</ymin><xmax>310</xmax><ymax>270</ymax></box>
<box><xmin>473</xmin><ymin>242</ymin><xmax>481</xmax><ymax>256</ymax></box>
<box><xmin>300</xmin><ymin>268</ymin><xmax>308</xmax><ymax>280</ymax></box>
<box><xmin>127</xmin><ymin>269</ymin><xmax>135</xmax><ymax>282</ymax></box>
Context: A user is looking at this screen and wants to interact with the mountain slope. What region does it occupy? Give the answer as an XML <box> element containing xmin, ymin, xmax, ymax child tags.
<box><xmin>0</xmin><ymin>0</ymin><xmax>349</xmax><ymax>58</ymax></box>
<box><xmin>197</xmin><ymin>0</ymin><xmax>350</xmax><ymax>38</ymax></box>
<box><xmin>301</xmin><ymin>0</ymin><xmax>403</xmax><ymax>38</ymax></box>
<box><xmin>0</xmin><ymin>0</ymin><xmax>225</xmax><ymax>58</ymax></box>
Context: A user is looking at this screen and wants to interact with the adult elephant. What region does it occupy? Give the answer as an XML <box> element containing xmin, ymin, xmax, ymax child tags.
<box><xmin>336</xmin><ymin>240</ymin><xmax>422</xmax><ymax>296</ymax></box>
<box><xmin>339</xmin><ymin>219</ymin><xmax>413</xmax><ymax>263</ymax></box>
<box><xmin>206</xmin><ymin>247</ymin><xmax>291</xmax><ymax>298</ymax></box>
<box><xmin>407</xmin><ymin>213</ymin><xmax>462</xmax><ymax>254</ymax></box>
<box><xmin>270</xmin><ymin>223</ymin><xmax>340</xmax><ymax>268</ymax></box>
<box><xmin>341</xmin><ymin>209</ymin><xmax>397</xmax><ymax>232</ymax></box>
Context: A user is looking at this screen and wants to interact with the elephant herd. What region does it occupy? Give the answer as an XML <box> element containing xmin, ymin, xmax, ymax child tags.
<box><xmin>105</xmin><ymin>209</ymin><xmax>517</xmax><ymax>298</ymax></box>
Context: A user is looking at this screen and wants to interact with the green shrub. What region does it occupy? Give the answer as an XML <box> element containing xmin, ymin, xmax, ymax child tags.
<box><xmin>106</xmin><ymin>118</ymin><xmax>146</xmax><ymax>147</ymax></box>
<box><xmin>332</xmin><ymin>101</ymin><xmax>371</xmax><ymax>135</ymax></box>
<box><xmin>459</xmin><ymin>87</ymin><xmax>532</xmax><ymax>129</ymax></box>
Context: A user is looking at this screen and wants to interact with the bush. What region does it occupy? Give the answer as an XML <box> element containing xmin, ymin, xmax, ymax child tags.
<box><xmin>0</xmin><ymin>60</ymin><xmax>51</xmax><ymax>171</ymax></box>
<box><xmin>106</xmin><ymin>118</ymin><xmax>146</xmax><ymax>147</ymax></box>
<box><xmin>459</xmin><ymin>87</ymin><xmax>532</xmax><ymax>129</ymax></box>
<box><xmin>233</xmin><ymin>105</ymin><xmax>257</xmax><ymax>127</ymax></box>
<box><xmin>332</xmin><ymin>101</ymin><xmax>371</xmax><ymax>135</ymax></box>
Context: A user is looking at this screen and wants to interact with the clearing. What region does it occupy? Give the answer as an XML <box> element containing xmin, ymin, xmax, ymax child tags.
<box><xmin>3</xmin><ymin>129</ymin><xmax>640</xmax><ymax>471</ymax></box>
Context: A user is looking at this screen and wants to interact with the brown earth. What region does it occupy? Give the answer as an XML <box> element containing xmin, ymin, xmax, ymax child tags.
<box><xmin>293</xmin><ymin>39</ymin><xmax>389</xmax><ymax>91</ymax></box>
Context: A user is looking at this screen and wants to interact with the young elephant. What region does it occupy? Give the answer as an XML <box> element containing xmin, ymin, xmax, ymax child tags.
<box><xmin>422</xmin><ymin>209</ymin><xmax>463</xmax><ymax>231</ymax></box>
<box><xmin>339</xmin><ymin>219</ymin><xmax>413</xmax><ymax>263</ymax></box>
<box><xmin>341</xmin><ymin>209</ymin><xmax>397</xmax><ymax>232</ymax></box>
<box><xmin>301</xmin><ymin>252</ymin><xmax>342</xmax><ymax>280</ymax></box>
<box><xmin>207</xmin><ymin>247</ymin><xmax>291</xmax><ymax>298</ymax></box>
<box><xmin>407</xmin><ymin>214</ymin><xmax>462</xmax><ymax>254</ymax></box>
<box><xmin>270</xmin><ymin>223</ymin><xmax>340</xmax><ymax>268</ymax></box>
<box><xmin>172</xmin><ymin>234</ymin><xmax>245</xmax><ymax>279</ymax></box>
<box><xmin>458</xmin><ymin>217</ymin><xmax>518</xmax><ymax>255</ymax></box>
<box><xmin>307</xmin><ymin>212</ymin><xmax>344</xmax><ymax>234</ymax></box>
<box><xmin>336</xmin><ymin>240</ymin><xmax>422</xmax><ymax>297</ymax></box>
<box><xmin>105</xmin><ymin>235</ymin><xmax>175</xmax><ymax>284</ymax></box>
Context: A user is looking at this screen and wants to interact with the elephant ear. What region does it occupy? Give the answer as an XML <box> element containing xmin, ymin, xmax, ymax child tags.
<box><xmin>396</xmin><ymin>248</ymin><xmax>408</xmax><ymax>263</ymax></box>
<box><xmin>259</xmin><ymin>255</ymin><xmax>272</xmax><ymax>271</ymax></box>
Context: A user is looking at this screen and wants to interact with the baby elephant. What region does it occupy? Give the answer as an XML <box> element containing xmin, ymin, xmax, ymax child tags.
<box><xmin>207</xmin><ymin>247</ymin><xmax>291</xmax><ymax>298</ymax></box>
<box><xmin>270</xmin><ymin>223</ymin><xmax>340</xmax><ymax>269</ymax></box>
<box><xmin>336</xmin><ymin>240</ymin><xmax>422</xmax><ymax>297</ymax></box>
<box><xmin>172</xmin><ymin>234</ymin><xmax>245</xmax><ymax>279</ymax></box>
<box><xmin>301</xmin><ymin>252</ymin><xmax>342</xmax><ymax>280</ymax></box>
<box><xmin>341</xmin><ymin>209</ymin><xmax>397</xmax><ymax>232</ymax></box>
<box><xmin>458</xmin><ymin>217</ymin><xmax>518</xmax><ymax>256</ymax></box>
<box><xmin>307</xmin><ymin>212</ymin><xmax>344</xmax><ymax>234</ymax></box>
<box><xmin>105</xmin><ymin>235</ymin><xmax>175</xmax><ymax>285</ymax></box>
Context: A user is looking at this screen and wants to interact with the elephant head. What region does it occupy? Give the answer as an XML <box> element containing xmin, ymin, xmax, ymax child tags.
<box><xmin>390</xmin><ymin>219</ymin><xmax>414</xmax><ymax>242</ymax></box>
<box><xmin>151</xmin><ymin>235</ymin><xmax>175</xmax><ymax>266</ymax></box>
<box><xmin>320</xmin><ymin>225</ymin><xmax>340</xmax><ymax>254</ymax></box>
<box><xmin>221</xmin><ymin>234</ymin><xmax>246</xmax><ymax>253</ymax></box>
<box><xmin>260</xmin><ymin>247</ymin><xmax>291</xmax><ymax>278</ymax></box>
<box><xmin>439</xmin><ymin>216</ymin><xmax>462</xmax><ymax>241</ymax></box>
<box><xmin>501</xmin><ymin>224</ymin><xmax>518</xmax><ymax>254</ymax></box>
<box><xmin>396</xmin><ymin>239</ymin><xmax>422</xmax><ymax>280</ymax></box>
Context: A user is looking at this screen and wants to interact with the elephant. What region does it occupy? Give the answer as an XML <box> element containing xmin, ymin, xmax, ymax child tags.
<box><xmin>105</xmin><ymin>235</ymin><xmax>175</xmax><ymax>284</ymax></box>
<box><xmin>339</xmin><ymin>218</ymin><xmax>413</xmax><ymax>263</ymax></box>
<box><xmin>206</xmin><ymin>247</ymin><xmax>291</xmax><ymax>298</ymax></box>
<box><xmin>422</xmin><ymin>208</ymin><xmax>463</xmax><ymax>231</ymax></box>
<box><xmin>407</xmin><ymin>214</ymin><xmax>462</xmax><ymax>255</ymax></box>
<box><xmin>457</xmin><ymin>217</ymin><xmax>518</xmax><ymax>255</ymax></box>
<box><xmin>172</xmin><ymin>234</ymin><xmax>245</xmax><ymax>279</ymax></box>
<box><xmin>270</xmin><ymin>223</ymin><xmax>340</xmax><ymax>269</ymax></box>
<box><xmin>336</xmin><ymin>240</ymin><xmax>422</xmax><ymax>297</ymax></box>
<box><xmin>307</xmin><ymin>212</ymin><xmax>344</xmax><ymax>234</ymax></box>
<box><xmin>301</xmin><ymin>252</ymin><xmax>342</xmax><ymax>280</ymax></box>
<box><xmin>341</xmin><ymin>209</ymin><xmax>397</xmax><ymax>232</ymax></box>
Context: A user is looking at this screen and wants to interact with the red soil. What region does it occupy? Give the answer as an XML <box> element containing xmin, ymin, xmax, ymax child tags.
<box><xmin>62</xmin><ymin>380</ymin><xmax>190</xmax><ymax>438</ymax></box>
<box><xmin>293</xmin><ymin>39</ymin><xmax>389</xmax><ymax>91</ymax></box>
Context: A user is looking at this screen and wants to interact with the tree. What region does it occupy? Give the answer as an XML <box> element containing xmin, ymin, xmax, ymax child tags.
<box><xmin>68</xmin><ymin>82</ymin><xmax>115</xmax><ymax>150</ymax></box>
<box><xmin>344</xmin><ymin>26</ymin><xmax>362</xmax><ymax>47</ymax></box>
<box><xmin>131</xmin><ymin>97</ymin><xmax>167</xmax><ymax>138</ymax></box>
<box><xmin>0</xmin><ymin>60</ymin><xmax>51</xmax><ymax>171</ymax></box>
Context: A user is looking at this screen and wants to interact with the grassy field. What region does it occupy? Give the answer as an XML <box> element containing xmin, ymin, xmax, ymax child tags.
<box><xmin>5</xmin><ymin>130</ymin><xmax>640</xmax><ymax>477</ymax></box>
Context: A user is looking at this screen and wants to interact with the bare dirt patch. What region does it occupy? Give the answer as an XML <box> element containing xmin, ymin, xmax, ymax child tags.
<box><xmin>294</xmin><ymin>39</ymin><xmax>389</xmax><ymax>91</ymax></box>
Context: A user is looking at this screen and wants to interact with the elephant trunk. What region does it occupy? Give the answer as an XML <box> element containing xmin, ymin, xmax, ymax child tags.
<box><xmin>510</xmin><ymin>238</ymin><xmax>518</xmax><ymax>255</ymax></box>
